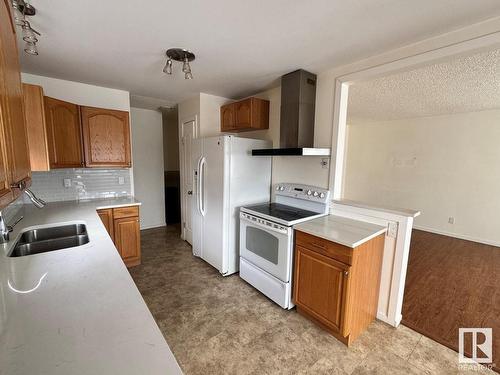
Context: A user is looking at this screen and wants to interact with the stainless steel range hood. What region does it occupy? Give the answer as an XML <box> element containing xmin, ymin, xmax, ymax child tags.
<box><xmin>252</xmin><ymin>69</ymin><xmax>331</xmax><ymax>156</ymax></box>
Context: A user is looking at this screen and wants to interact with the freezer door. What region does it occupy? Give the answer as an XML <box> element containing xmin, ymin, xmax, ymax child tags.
<box><xmin>200</xmin><ymin>136</ymin><xmax>229</xmax><ymax>274</ymax></box>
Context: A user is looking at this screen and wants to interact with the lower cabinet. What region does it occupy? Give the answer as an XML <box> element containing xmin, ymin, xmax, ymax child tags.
<box><xmin>293</xmin><ymin>230</ymin><xmax>385</xmax><ymax>345</ymax></box>
<box><xmin>97</xmin><ymin>205</ymin><xmax>141</xmax><ymax>267</ymax></box>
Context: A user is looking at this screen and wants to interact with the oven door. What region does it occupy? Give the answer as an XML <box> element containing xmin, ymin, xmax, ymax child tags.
<box><xmin>239</xmin><ymin>212</ymin><xmax>292</xmax><ymax>282</ymax></box>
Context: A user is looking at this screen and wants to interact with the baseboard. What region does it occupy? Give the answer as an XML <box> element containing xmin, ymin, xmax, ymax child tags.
<box><xmin>140</xmin><ymin>222</ymin><xmax>166</xmax><ymax>230</ymax></box>
<box><xmin>413</xmin><ymin>225</ymin><xmax>500</xmax><ymax>248</ymax></box>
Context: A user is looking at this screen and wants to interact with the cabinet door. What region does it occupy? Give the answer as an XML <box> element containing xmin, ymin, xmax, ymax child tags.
<box><xmin>294</xmin><ymin>245</ymin><xmax>350</xmax><ymax>333</ymax></box>
<box><xmin>235</xmin><ymin>98</ymin><xmax>252</xmax><ymax>129</ymax></box>
<box><xmin>81</xmin><ymin>106</ymin><xmax>131</xmax><ymax>168</ymax></box>
<box><xmin>23</xmin><ymin>84</ymin><xmax>50</xmax><ymax>171</ymax></box>
<box><xmin>97</xmin><ymin>208</ymin><xmax>114</xmax><ymax>241</ymax></box>
<box><xmin>220</xmin><ymin>103</ymin><xmax>235</xmax><ymax>131</ymax></box>
<box><xmin>114</xmin><ymin>216</ymin><xmax>141</xmax><ymax>267</ymax></box>
<box><xmin>0</xmin><ymin>0</ymin><xmax>31</xmax><ymax>191</ymax></box>
<box><xmin>44</xmin><ymin>96</ymin><xmax>84</xmax><ymax>168</ymax></box>
<box><xmin>0</xmin><ymin>0</ymin><xmax>15</xmax><ymax>207</ymax></box>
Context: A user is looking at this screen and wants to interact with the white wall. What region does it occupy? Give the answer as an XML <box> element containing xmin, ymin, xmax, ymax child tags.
<box><xmin>21</xmin><ymin>73</ymin><xmax>130</xmax><ymax>111</ymax></box>
<box><xmin>344</xmin><ymin>109</ymin><xmax>500</xmax><ymax>246</ymax></box>
<box><xmin>131</xmin><ymin>108</ymin><xmax>165</xmax><ymax>229</ymax></box>
<box><xmin>178</xmin><ymin>95</ymin><xmax>200</xmax><ymax>126</ymax></box>
<box><xmin>199</xmin><ymin>93</ymin><xmax>231</xmax><ymax>137</ymax></box>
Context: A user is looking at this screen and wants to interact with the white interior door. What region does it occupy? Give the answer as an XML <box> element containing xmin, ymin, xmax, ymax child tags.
<box><xmin>181</xmin><ymin>119</ymin><xmax>196</xmax><ymax>244</ymax></box>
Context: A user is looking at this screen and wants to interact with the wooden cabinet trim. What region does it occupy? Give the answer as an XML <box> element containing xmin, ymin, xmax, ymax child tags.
<box><xmin>113</xmin><ymin>205</ymin><xmax>139</xmax><ymax>219</ymax></box>
<box><xmin>23</xmin><ymin>84</ymin><xmax>50</xmax><ymax>171</ymax></box>
<box><xmin>296</xmin><ymin>230</ymin><xmax>353</xmax><ymax>265</ymax></box>
<box><xmin>97</xmin><ymin>208</ymin><xmax>114</xmax><ymax>242</ymax></box>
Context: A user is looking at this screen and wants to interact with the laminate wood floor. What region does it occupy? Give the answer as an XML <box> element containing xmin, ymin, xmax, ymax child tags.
<box><xmin>402</xmin><ymin>229</ymin><xmax>500</xmax><ymax>372</ymax></box>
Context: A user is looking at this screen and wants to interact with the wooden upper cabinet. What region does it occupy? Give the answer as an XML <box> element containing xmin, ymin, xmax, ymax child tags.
<box><xmin>81</xmin><ymin>106</ymin><xmax>131</xmax><ymax>168</ymax></box>
<box><xmin>220</xmin><ymin>97</ymin><xmax>269</xmax><ymax>132</ymax></box>
<box><xmin>221</xmin><ymin>104</ymin><xmax>235</xmax><ymax>131</ymax></box>
<box><xmin>0</xmin><ymin>0</ymin><xmax>31</xmax><ymax>200</ymax></box>
<box><xmin>44</xmin><ymin>96</ymin><xmax>84</xmax><ymax>168</ymax></box>
<box><xmin>0</xmin><ymin>1</ymin><xmax>15</xmax><ymax>206</ymax></box>
<box><xmin>23</xmin><ymin>84</ymin><xmax>50</xmax><ymax>171</ymax></box>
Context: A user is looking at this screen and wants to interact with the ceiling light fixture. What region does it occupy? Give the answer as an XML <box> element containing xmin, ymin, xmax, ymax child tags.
<box><xmin>163</xmin><ymin>48</ymin><xmax>195</xmax><ymax>80</ymax></box>
<box><xmin>11</xmin><ymin>0</ymin><xmax>41</xmax><ymax>56</ymax></box>
<box><xmin>163</xmin><ymin>58</ymin><xmax>172</xmax><ymax>75</ymax></box>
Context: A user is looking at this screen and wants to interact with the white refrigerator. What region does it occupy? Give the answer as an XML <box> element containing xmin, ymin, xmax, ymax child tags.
<box><xmin>191</xmin><ymin>135</ymin><xmax>271</xmax><ymax>276</ymax></box>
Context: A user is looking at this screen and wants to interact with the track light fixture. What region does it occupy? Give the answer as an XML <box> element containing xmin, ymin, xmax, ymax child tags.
<box><xmin>163</xmin><ymin>48</ymin><xmax>195</xmax><ymax>80</ymax></box>
<box><xmin>11</xmin><ymin>0</ymin><xmax>41</xmax><ymax>56</ymax></box>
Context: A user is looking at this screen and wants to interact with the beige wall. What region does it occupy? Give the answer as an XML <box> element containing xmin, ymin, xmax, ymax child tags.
<box><xmin>163</xmin><ymin>108</ymin><xmax>179</xmax><ymax>171</ymax></box>
<box><xmin>344</xmin><ymin>109</ymin><xmax>500</xmax><ymax>245</ymax></box>
<box><xmin>131</xmin><ymin>108</ymin><xmax>165</xmax><ymax>229</ymax></box>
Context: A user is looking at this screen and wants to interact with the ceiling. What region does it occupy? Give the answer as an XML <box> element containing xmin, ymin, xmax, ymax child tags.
<box><xmin>348</xmin><ymin>48</ymin><xmax>500</xmax><ymax>122</ymax></box>
<box><xmin>20</xmin><ymin>1</ymin><xmax>500</xmax><ymax>106</ymax></box>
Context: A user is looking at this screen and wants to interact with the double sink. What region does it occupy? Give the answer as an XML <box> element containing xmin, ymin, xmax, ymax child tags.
<box><xmin>8</xmin><ymin>224</ymin><xmax>89</xmax><ymax>257</ymax></box>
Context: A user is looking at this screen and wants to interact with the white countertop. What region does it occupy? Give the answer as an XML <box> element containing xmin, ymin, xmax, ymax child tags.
<box><xmin>294</xmin><ymin>215</ymin><xmax>387</xmax><ymax>248</ymax></box>
<box><xmin>0</xmin><ymin>198</ymin><xmax>183</xmax><ymax>375</ymax></box>
<box><xmin>332</xmin><ymin>199</ymin><xmax>421</xmax><ymax>218</ymax></box>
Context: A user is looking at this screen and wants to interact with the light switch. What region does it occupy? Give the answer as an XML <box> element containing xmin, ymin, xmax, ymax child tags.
<box><xmin>63</xmin><ymin>178</ymin><xmax>71</xmax><ymax>188</ymax></box>
<box><xmin>118</xmin><ymin>177</ymin><xmax>125</xmax><ymax>185</ymax></box>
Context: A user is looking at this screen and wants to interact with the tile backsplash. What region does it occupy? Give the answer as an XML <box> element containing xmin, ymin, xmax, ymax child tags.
<box><xmin>27</xmin><ymin>169</ymin><xmax>132</xmax><ymax>203</ymax></box>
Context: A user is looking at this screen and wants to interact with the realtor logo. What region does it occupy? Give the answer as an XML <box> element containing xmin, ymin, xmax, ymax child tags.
<box><xmin>458</xmin><ymin>328</ymin><xmax>493</xmax><ymax>364</ymax></box>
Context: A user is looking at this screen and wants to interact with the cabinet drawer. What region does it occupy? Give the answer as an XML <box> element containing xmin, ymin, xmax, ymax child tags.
<box><xmin>295</xmin><ymin>230</ymin><xmax>352</xmax><ymax>265</ymax></box>
<box><xmin>113</xmin><ymin>205</ymin><xmax>139</xmax><ymax>219</ymax></box>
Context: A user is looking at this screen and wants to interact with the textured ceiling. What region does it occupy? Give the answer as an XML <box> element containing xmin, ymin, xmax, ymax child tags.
<box><xmin>18</xmin><ymin>0</ymin><xmax>500</xmax><ymax>106</ymax></box>
<box><xmin>348</xmin><ymin>49</ymin><xmax>500</xmax><ymax>122</ymax></box>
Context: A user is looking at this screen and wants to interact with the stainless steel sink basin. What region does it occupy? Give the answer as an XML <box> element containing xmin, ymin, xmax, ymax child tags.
<box><xmin>8</xmin><ymin>224</ymin><xmax>89</xmax><ymax>257</ymax></box>
<box><xmin>17</xmin><ymin>224</ymin><xmax>87</xmax><ymax>243</ymax></box>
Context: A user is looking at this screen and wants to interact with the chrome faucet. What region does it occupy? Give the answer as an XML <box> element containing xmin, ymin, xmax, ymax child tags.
<box><xmin>24</xmin><ymin>188</ymin><xmax>46</xmax><ymax>209</ymax></box>
<box><xmin>0</xmin><ymin>213</ymin><xmax>23</xmax><ymax>244</ymax></box>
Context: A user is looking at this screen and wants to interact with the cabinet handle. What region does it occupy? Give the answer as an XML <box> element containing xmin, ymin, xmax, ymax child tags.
<box><xmin>310</xmin><ymin>242</ymin><xmax>326</xmax><ymax>250</ymax></box>
<box><xmin>344</xmin><ymin>271</ymin><xmax>349</xmax><ymax>276</ymax></box>
<box><xmin>10</xmin><ymin>181</ymin><xmax>25</xmax><ymax>189</ymax></box>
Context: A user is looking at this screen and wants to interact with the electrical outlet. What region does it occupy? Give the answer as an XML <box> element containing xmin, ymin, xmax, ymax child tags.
<box><xmin>118</xmin><ymin>176</ymin><xmax>125</xmax><ymax>185</ymax></box>
<box><xmin>321</xmin><ymin>158</ymin><xmax>329</xmax><ymax>169</ymax></box>
<box><xmin>63</xmin><ymin>178</ymin><xmax>71</xmax><ymax>188</ymax></box>
<box><xmin>448</xmin><ymin>217</ymin><xmax>455</xmax><ymax>224</ymax></box>
<box><xmin>387</xmin><ymin>222</ymin><xmax>398</xmax><ymax>238</ymax></box>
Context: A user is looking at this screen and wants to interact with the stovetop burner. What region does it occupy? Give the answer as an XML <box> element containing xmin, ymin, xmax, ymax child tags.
<box><xmin>243</xmin><ymin>203</ymin><xmax>318</xmax><ymax>223</ymax></box>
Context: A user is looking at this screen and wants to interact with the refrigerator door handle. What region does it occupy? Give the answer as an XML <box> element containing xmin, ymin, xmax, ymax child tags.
<box><xmin>199</xmin><ymin>157</ymin><xmax>206</xmax><ymax>217</ymax></box>
<box><xmin>196</xmin><ymin>156</ymin><xmax>202</xmax><ymax>215</ymax></box>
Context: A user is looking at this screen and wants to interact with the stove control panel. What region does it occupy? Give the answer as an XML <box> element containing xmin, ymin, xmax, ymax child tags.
<box><xmin>274</xmin><ymin>183</ymin><xmax>330</xmax><ymax>203</ymax></box>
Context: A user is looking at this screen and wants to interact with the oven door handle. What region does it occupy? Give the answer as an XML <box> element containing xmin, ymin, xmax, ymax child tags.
<box><xmin>240</xmin><ymin>212</ymin><xmax>290</xmax><ymax>236</ymax></box>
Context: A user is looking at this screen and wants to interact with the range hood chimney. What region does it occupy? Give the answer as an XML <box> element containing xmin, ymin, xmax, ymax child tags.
<box><xmin>252</xmin><ymin>69</ymin><xmax>330</xmax><ymax>156</ymax></box>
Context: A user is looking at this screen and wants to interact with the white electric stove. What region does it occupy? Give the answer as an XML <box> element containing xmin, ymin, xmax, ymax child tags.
<box><xmin>239</xmin><ymin>183</ymin><xmax>330</xmax><ymax>309</ymax></box>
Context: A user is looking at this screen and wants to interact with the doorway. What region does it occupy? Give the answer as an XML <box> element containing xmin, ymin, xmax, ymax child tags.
<box><xmin>162</xmin><ymin>107</ymin><xmax>181</xmax><ymax>232</ymax></box>
<box><xmin>342</xmin><ymin>47</ymin><xmax>500</xmax><ymax>370</ymax></box>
